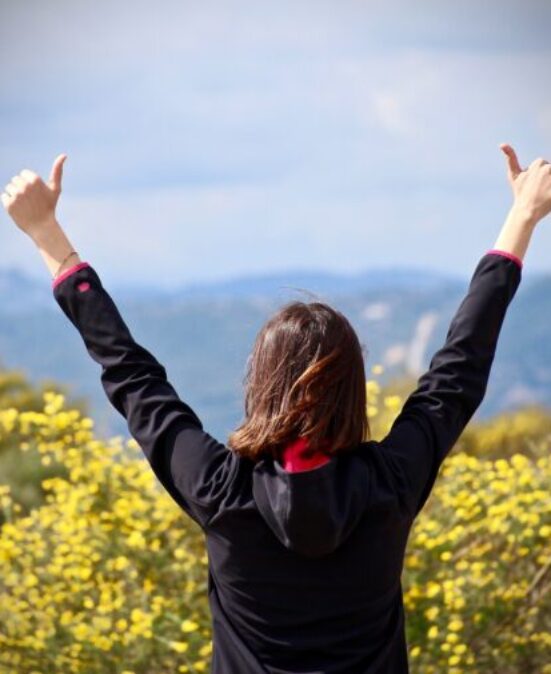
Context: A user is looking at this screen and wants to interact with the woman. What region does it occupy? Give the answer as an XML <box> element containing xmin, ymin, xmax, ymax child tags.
<box><xmin>2</xmin><ymin>145</ymin><xmax>551</xmax><ymax>673</ymax></box>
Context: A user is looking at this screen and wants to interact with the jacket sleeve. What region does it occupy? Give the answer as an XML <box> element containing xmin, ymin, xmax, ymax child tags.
<box><xmin>374</xmin><ymin>251</ymin><xmax>522</xmax><ymax>518</ymax></box>
<box><xmin>52</xmin><ymin>262</ymin><xmax>238</xmax><ymax>529</ymax></box>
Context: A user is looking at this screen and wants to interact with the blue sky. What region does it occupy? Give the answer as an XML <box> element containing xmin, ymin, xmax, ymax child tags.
<box><xmin>1</xmin><ymin>0</ymin><xmax>551</xmax><ymax>288</ymax></box>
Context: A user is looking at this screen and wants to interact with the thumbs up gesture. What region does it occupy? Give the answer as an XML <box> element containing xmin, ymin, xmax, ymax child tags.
<box><xmin>1</xmin><ymin>154</ymin><xmax>67</xmax><ymax>239</ymax></box>
<box><xmin>500</xmin><ymin>144</ymin><xmax>551</xmax><ymax>225</ymax></box>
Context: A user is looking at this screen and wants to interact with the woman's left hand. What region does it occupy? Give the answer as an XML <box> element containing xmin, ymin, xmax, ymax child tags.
<box><xmin>1</xmin><ymin>154</ymin><xmax>67</xmax><ymax>240</ymax></box>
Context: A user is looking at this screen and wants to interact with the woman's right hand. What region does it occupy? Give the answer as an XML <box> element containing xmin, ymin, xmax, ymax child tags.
<box><xmin>500</xmin><ymin>144</ymin><xmax>551</xmax><ymax>225</ymax></box>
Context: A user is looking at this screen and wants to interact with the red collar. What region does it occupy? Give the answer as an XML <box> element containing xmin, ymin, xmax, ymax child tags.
<box><xmin>281</xmin><ymin>436</ymin><xmax>332</xmax><ymax>473</ymax></box>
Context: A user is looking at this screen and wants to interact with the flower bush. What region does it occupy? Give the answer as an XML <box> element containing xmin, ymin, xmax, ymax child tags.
<box><xmin>404</xmin><ymin>450</ymin><xmax>551</xmax><ymax>673</ymax></box>
<box><xmin>0</xmin><ymin>392</ymin><xmax>212</xmax><ymax>673</ymax></box>
<box><xmin>0</xmin><ymin>368</ymin><xmax>549</xmax><ymax>673</ymax></box>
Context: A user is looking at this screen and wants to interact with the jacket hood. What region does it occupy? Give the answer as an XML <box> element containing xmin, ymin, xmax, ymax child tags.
<box><xmin>252</xmin><ymin>440</ymin><xmax>372</xmax><ymax>558</ymax></box>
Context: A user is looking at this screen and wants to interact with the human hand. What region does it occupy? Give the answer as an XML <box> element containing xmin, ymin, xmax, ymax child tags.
<box><xmin>1</xmin><ymin>154</ymin><xmax>67</xmax><ymax>240</ymax></box>
<box><xmin>500</xmin><ymin>144</ymin><xmax>551</xmax><ymax>225</ymax></box>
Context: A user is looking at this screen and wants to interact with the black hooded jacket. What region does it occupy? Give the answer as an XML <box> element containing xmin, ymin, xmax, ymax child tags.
<box><xmin>52</xmin><ymin>250</ymin><xmax>522</xmax><ymax>673</ymax></box>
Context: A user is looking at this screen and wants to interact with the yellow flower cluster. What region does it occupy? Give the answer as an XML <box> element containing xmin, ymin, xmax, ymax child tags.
<box><xmin>404</xmin><ymin>450</ymin><xmax>551</xmax><ymax>672</ymax></box>
<box><xmin>365</xmin><ymin>367</ymin><xmax>551</xmax><ymax>672</ymax></box>
<box><xmin>0</xmin><ymin>392</ymin><xmax>211</xmax><ymax>673</ymax></box>
<box><xmin>366</xmin><ymin>365</ymin><xmax>415</xmax><ymax>440</ymax></box>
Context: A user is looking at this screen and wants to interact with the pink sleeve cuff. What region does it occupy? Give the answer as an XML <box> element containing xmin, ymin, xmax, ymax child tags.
<box><xmin>486</xmin><ymin>249</ymin><xmax>523</xmax><ymax>270</ymax></box>
<box><xmin>52</xmin><ymin>262</ymin><xmax>90</xmax><ymax>289</ymax></box>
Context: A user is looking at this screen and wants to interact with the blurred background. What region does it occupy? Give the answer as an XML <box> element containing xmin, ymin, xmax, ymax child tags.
<box><xmin>1</xmin><ymin>0</ymin><xmax>551</xmax><ymax>441</ymax></box>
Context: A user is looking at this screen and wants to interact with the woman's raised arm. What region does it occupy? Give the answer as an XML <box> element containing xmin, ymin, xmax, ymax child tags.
<box><xmin>1</xmin><ymin>155</ymin><xmax>238</xmax><ymax>529</ymax></box>
<box><xmin>372</xmin><ymin>145</ymin><xmax>551</xmax><ymax>519</ymax></box>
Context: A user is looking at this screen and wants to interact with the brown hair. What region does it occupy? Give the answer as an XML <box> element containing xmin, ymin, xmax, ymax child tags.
<box><xmin>227</xmin><ymin>300</ymin><xmax>370</xmax><ymax>462</ymax></box>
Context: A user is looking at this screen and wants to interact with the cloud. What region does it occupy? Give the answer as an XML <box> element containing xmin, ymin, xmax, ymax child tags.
<box><xmin>1</xmin><ymin>0</ymin><xmax>551</xmax><ymax>283</ymax></box>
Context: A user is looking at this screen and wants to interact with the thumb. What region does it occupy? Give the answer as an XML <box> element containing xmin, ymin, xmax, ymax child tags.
<box><xmin>48</xmin><ymin>153</ymin><xmax>67</xmax><ymax>193</ymax></box>
<box><xmin>499</xmin><ymin>143</ymin><xmax>522</xmax><ymax>182</ymax></box>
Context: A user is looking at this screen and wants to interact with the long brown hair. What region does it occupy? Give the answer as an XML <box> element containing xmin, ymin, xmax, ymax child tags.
<box><xmin>227</xmin><ymin>300</ymin><xmax>370</xmax><ymax>462</ymax></box>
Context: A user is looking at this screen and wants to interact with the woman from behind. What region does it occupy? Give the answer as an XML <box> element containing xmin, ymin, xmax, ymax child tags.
<box><xmin>2</xmin><ymin>144</ymin><xmax>551</xmax><ymax>673</ymax></box>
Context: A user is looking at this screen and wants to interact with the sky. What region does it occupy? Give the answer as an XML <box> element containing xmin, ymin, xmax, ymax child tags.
<box><xmin>1</xmin><ymin>0</ymin><xmax>551</xmax><ymax>289</ymax></box>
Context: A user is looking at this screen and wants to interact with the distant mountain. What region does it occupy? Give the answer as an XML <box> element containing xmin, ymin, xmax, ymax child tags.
<box><xmin>1</xmin><ymin>262</ymin><xmax>551</xmax><ymax>444</ymax></box>
<box><xmin>108</xmin><ymin>265</ymin><xmax>467</xmax><ymax>302</ymax></box>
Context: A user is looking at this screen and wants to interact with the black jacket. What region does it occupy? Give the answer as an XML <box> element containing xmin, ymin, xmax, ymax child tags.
<box><xmin>53</xmin><ymin>251</ymin><xmax>522</xmax><ymax>673</ymax></box>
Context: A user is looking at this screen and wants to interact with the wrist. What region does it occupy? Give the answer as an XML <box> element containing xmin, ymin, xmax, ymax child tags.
<box><xmin>508</xmin><ymin>203</ymin><xmax>539</xmax><ymax>230</ymax></box>
<box><xmin>492</xmin><ymin>205</ymin><xmax>537</xmax><ymax>265</ymax></box>
<box><xmin>32</xmin><ymin>217</ymin><xmax>81</xmax><ymax>279</ymax></box>
<box><xmin>53</xmin><ymin>252</ymin><xmax>82</xmax><ymax>280</ymax></box>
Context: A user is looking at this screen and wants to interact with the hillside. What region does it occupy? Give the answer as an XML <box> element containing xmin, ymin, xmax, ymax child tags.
<box><xmin>1</xmin><ymin>263</ymin><xmax>550</xmax><ymax>442</ymax></box>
